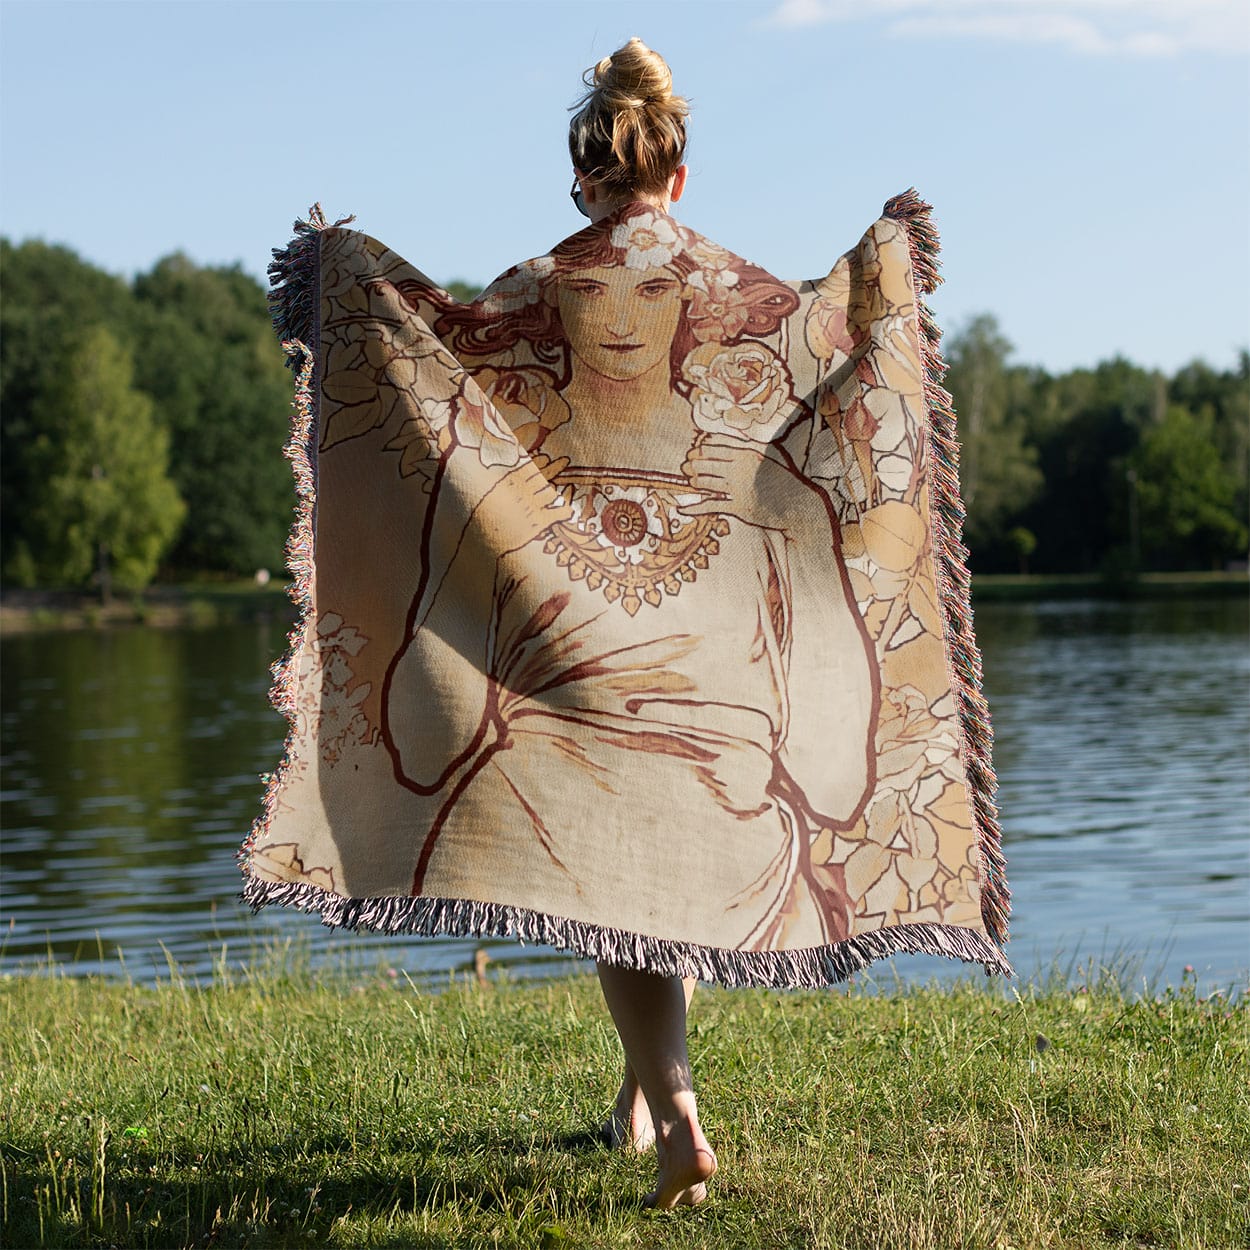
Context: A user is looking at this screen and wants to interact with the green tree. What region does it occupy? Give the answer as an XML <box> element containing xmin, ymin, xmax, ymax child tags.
<box><xmin>1</xmin><ymin>239</ymin><xmax>139</xmax><ymax>580</ymax></box>
<box><xmin>1021</xmin><ymin>357</ymin><xmax>1163</xmax><ymax>573</ymax></box>
<box><xmin>1129</xmin><ymin>405</ymin><xmax>1246</xmax><ymax>570</ymax></box>
<box><xmin>26</xmin><ymin>327</ymin><xmax>185</xmax><ymax>596</ymax></box>
<box><xmin>943</xmin><ymin>315</ymin><xmax>1043</xmax><ymax>564</ymax></box>
<box><xmin>443</xmin><ymin>279</ymin><xmax>482</xmax><ymax>302</ymax></box>
<box><xmin>1169</xmin><ymin>353</ymin><xmax>1250</xmax><ymax>536</ymax></box>
<box><xmin>131</xmin><ymin>256</ymin><xmax>293</xmax><ymax>575</ymax></box>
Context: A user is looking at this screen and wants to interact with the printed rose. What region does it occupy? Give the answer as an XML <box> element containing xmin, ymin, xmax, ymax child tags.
<box><xmin>684</xmin><ymin>342</ymin><xmax>796</xmax><ymax>441</ymax></box>
<box><xmin>610</xmin><ymin>213</ymin><xmax>681</xmax><ymax>270</ymax></box>
<box><xmin>687</xmin><ymin>238</ymin><xmax>739</xmax><ymax>283</ymax></box>
<box><xmin>471</xmin><ymin>366</ymin><xmax>570</xmax><ymax>450</ymax></box>
<box><xmin>383</xmin><ymin>395</ymin><xmax>454</xmax><ymax>484</ymax></box>
<box><xmin>874</xmin><ymin>683</ymin><xmax>941</xmax><ymax>796</ymax></box>
<box><xmin>839</xmin><ymin>395</ymin><xmax>879</xmax><ymax>445</ymax></box>
<box><xmin>805</xmin><ymin>296</ymin><xmax>857</xmax><ymax>362</ymax></box>
<box><xmin>451</xmin><ymin>384</ymin><xmax>522</xmax><ymax>469</ymax></box>
<box><xmin>320</xmin><ymin>232</ymin><xmax>385</xmax><ymax>309</ymax></box>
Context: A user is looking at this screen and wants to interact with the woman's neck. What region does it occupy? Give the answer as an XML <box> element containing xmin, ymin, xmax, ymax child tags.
<box><xmin>587</xmin><ymin>191</ymin><xmax>671</xmax><ymax>225</ymax></box>
<box><xmin>563</xmin><ymin>357</ymin><xmax>676</xmax><ymax>426</ymax></box>
<box><xmin>550</xmin><ymin>363</ymin><xmax>692</xmax><ymax>472</ymax></box>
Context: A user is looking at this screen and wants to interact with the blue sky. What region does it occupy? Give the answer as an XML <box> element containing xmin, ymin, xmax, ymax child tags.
<box><xmin>2</xmin><ymin>0</ymin><xmax>1246</xmax><ymax>375</ymax></box>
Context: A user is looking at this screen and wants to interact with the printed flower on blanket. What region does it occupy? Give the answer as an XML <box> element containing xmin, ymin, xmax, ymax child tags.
<box><xmin>293</xmin><ymin>611</ymin><xmax>374</xmax><ymax>765</ymax></box>
<box><xmin>480</xmin><ymin>256</ymin><xmax>556</xmax><ymax>314</ymax></box>
<box><xmin>451</xmin><ymin>383</ymin><xmax>522</xmax><ymax>468</ymax></box>
<box><xmin>470</xmin><ymin>366</ymin><xmax>570</xmax><ymax>451</ymax></box>
<box><xmin>319</xmin><ymin>235</ymin><xmax>463</xmax><ymax>456</ymax></box>
<box><xmin>610</xmin><ymin>212</ymin><xmax>681</xmax><ymax>269</ymax></box>
<box><xmin>383</xmin><ymin>398</ymin><xmax>449</xmax><ymax>489</ymax></box>
<box><xmin>683</xmin><ymin>341</ymin><xmax>796</xmax><ymax>441</ymax></box>
<box><xmin>804</xmin><ymin>259</ymin><xmax>858</xmax><ymax>363</ymax></box>
<box><xmin>685</xmin><ymin>243</ymin><xmax>749</xmax><ymax>344</ymax></box>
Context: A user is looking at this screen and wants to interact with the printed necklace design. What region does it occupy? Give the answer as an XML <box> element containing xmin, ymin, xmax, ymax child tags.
<box><xmin>545</xmin><ymin>468</ymin><xmax>730</xmax><ymax>616</ymax></box>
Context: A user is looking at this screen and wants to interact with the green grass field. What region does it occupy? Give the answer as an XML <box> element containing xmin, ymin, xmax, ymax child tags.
<box><xmin>2</xmin><ymin>961</ymin><xmax>1246</xmax><ymax>1249</ymax></box>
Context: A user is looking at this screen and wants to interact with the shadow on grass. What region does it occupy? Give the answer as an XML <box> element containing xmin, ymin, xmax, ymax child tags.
<box><xmin>4</xmin><ymin>1125</ymin><xmax>637</xmax><ymax>1250</ymax></box>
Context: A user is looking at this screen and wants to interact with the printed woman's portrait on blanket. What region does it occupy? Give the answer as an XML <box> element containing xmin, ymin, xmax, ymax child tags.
<box><xmin>247</xmin><ymin>204</ymin><xmax>993</xmax><ymax>958</ymax></box>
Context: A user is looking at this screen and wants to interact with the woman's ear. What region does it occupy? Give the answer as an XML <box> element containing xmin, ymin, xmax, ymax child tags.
<box><xmin>669</xmin><ymin>165</ymin><xmax>689</xmax><ymax>203</ymax></box>
<box><xmin>575</xmin><ymin>169</ymin><xmax>600</xmax><ymax>207</ymax></box>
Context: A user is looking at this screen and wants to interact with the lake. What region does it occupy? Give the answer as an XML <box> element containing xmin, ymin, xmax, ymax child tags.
<box><xmin>2</xmin><ymin>596</ymin><xmax>1247</xmax><ymax>993</ymax></box>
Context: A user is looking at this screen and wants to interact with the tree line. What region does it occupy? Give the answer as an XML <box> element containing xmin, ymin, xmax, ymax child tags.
<box><xmin>1</xmin><ymin>238</ymin><xmax>1245</xmax><ymax>594</ymax></box>
<box><xmin>945</xmin><ymin>315</ymin><xmax>1247</xmax><ymax>575</ymax></box>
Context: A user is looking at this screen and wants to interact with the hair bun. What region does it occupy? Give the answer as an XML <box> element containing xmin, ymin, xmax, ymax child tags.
<box><xmin>569</xmin><ymin>38</ymin><xmax>689</xmax><ymax>197</ymax></box>
<box><xmin>594</xmin><ymin>36</ymin><xmax>673</xmax><ymax>110</ymax></box>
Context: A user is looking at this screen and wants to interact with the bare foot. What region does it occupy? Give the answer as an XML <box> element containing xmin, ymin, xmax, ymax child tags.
<box><xmin>644</xmin><ymin>1116</ymin><xmax>717</xmax><ymax>1210</ymax></box>
<box><xmin>601</xmin><ymin>1077</ymin><xmax>655</xmax><ymax>1151</ymax></box>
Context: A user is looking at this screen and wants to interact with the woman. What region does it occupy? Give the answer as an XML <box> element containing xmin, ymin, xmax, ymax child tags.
<box><xmin>246</xmin><ymin>33</ymin><xmax>1011</xmax><ymax>1215</ymax></box>
<box><xmin>378</xmin><ymin>38</ymin><xmax>876</xmax><ymax>1208</ymax></box>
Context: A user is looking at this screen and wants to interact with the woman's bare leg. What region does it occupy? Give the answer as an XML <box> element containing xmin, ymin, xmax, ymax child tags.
<box><xmin>596</xmin><ymin>964</ymin><xmax>716</xmax><ymax>1208</ymax></box>
<box><xmin>602</xmin><ymin>978</ymin><xmax>696</xmax><ymax>1152</ymax></box>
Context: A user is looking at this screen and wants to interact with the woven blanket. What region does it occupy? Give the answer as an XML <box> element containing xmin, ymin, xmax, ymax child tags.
<box><xmin>240</xmin><ymin>191</ymin><xmax>1011</xmax><ymax>987</ymax></box>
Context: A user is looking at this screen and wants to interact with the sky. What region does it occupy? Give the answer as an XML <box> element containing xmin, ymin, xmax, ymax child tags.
<box><xmin>1</xmin><ymin>0</ymin><xmax>1247</xmax><ymax>376</ymax></box>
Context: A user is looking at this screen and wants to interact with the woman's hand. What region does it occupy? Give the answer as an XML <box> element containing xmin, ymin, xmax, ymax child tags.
<box><xmin>473</xmin><ymin>454</ymin><xmax>574</xmax><ymax>554</ymax></box>
<box><xmin>678</xmin><ymin>436</ymin><xmax>830</xmax><ymax>541</ymax></box>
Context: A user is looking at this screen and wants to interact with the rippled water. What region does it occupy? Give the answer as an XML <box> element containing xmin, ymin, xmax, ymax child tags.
<box><xmin>2</xmin><ymin>597</ymin><xmax>1246</xmax><ymax>991</ymax></box>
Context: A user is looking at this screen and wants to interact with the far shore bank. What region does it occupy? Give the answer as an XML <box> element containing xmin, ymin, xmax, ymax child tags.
<box><xmin>0</xmin><ymin>581</ymin><xmax>293</xmax><ymax>635</ymax></box>
<box><xmin>1</xmin><ymin>570</ymin><xmax>1246</xmax><ymax>635</ymax></box>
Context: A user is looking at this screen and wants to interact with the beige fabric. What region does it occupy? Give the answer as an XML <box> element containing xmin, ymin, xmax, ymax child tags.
<box><xmin>241</xmin><ymin>198</ymin><xmax>1010</xmax><ymax>982</ymax></box>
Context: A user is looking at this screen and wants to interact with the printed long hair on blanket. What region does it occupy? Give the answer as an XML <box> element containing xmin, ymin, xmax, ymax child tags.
<box><xmin>400</xmin><ymin>224</ymin><xmax>798</xmax><ymax>401</ymax></box>
<box><xmin>240</xmin><ymin>192</ymin><xmax>1012</xmax><ymax>986</ymax></box>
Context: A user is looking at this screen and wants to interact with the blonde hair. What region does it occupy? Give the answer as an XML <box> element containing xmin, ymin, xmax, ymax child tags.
<box><xmin>568</xmin><ymin>38</ymin><xmax>688</xmax><ymax>197</ymax></box>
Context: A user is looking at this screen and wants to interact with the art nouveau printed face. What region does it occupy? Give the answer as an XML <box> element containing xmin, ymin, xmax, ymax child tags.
<box><xmin>557</xmin><ymin>264</ymin><xmax>683</xmax><ymax>382</ymax></box>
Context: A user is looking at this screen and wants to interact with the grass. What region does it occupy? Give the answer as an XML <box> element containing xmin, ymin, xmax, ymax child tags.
<box><xmin>1</xmin><ymin>962</ymin><xmax>1246</xmax><ymax>1249</ymax></box>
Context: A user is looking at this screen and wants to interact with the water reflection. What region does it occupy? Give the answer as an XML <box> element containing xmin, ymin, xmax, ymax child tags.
<box><xmin>2</xmin><ymin>597</ymin><xmax>1246</xmax><ymax>990</ymax></box>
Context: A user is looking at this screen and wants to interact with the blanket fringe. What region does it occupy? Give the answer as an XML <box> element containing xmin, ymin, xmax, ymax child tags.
<box><xmin>242</xmin><ymin>873</ymin><xmax>1014</xmax><ymax>988</ymax></box>
<box><xmin>266</xmin><ymin>203</ymin><xmax>354</xmax><ymax>362</ymax></box>
<box><xmin>883</xmin><ymin>189</ymin><xmax>1011</xmax><ymax>947</ymax></box>
<box><xmin>239</xmin><ymin>206</ymin><xmax>346</xmax><ymax>869</ymax></box>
